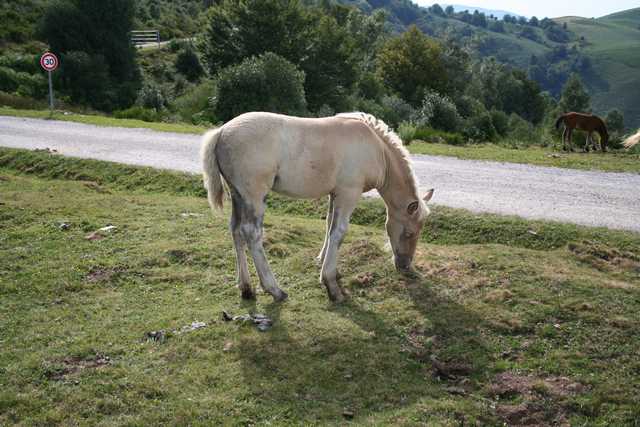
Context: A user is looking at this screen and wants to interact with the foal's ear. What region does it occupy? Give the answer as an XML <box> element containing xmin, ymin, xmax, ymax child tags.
<box><xmin>407</xmin><ymin>201</ymin><xmax>420</xmax><ymax>215</ymax></box>
<box><xmin>422</xmin><ymin>188</ymin><xmax>434</xmax><ymax>203</ymax></box>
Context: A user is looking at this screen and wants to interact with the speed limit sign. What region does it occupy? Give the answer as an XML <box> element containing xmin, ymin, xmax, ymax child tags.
<box><xmin>40</xmin><ymin>52</ymin><xmax>59</xmax><ymax>72</ymax></box>
<box><xmin>41</xmin><ymin>52</ymin><xmax>59</xmax><ymax>111</ymax></box>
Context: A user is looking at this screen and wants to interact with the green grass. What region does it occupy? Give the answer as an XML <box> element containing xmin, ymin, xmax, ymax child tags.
<box><xmin>407</xmin><ymin>141</ymin><xmax>640</xmax><ymax>174</ymax></box>
<box><xmin>0</xmin><ymin>107</ymin><xmax>206</xmax><ymax>134</ymax></box>
<box><xmin>1</xmin><ymin>148</ymin><xmax>640</xmax><ymax>425</ymax></box>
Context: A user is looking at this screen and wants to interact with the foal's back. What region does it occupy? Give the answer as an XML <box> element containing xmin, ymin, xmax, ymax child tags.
<box><xmin>216</xmin><ymin>112</ymin><xmax>385</xmax><ymax>200</ymax></box>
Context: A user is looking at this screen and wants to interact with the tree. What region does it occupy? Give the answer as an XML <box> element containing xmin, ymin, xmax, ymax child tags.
<box><xmin>429</xmin><ymin>4</ymin><xmax>444</xmax><ymax>16</ymax></box>
<box><xmin>213</xmin><ymin>52</ymin><xmax>306</xmax><ymax>121</ymax></box>
<box><xmin>445</xmin><ymin>5</ymin><xmax>454</xmax><ymax>15</ymax></box>
<box><xmin>376</xmin><ymin>26</ymin><xmax>447</xmax><ymax>106</ymax></box>
<box><xmin>175</xmin><ymin>44</ymin><xmax>205</xmax><ymax>82</ymax></box>
<box><xmin>301</xmin><ymin>12</ymin><xmax>357</xmax><ymax>111</ymax></box>
<box><xmin>529</xmin><ymin>16</ymin><xmax>539</xmax><ymax>26</ymax></box>
<box><xmin>40</xmin><ymin>0</ymin><xmax>141</xmax><ymax>110</ymax></box>
<box><xmin>559</xmin><ymin>73</ymin><xmax>590</xmax><ymax>112</ymax></box>
<box><xmin>605</xmin><ymin>109</ymin><xmax>624</xmax><ymax>134</ymax></box>
<box><xmin>200</xmin><ymin>0</ymin><xmax>308</xmax><ymax>75</ymax></box>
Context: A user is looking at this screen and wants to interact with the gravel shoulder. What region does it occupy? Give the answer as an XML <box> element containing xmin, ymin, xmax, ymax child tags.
<box><xmin>2</xmin><ymin>115</ymin><xmax>639</xmax><ymax>232</ymax></box>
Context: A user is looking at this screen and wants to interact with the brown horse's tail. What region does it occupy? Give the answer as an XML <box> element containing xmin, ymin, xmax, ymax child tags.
<box><xmin>598</xmin><ymin>122</ymin><xmax>609</xmax><ymax>152</ymax></box>
<box><xmin>554</xmin><ymin>114</ymin><xmax>566</xmax><ymax>130</ymax></box>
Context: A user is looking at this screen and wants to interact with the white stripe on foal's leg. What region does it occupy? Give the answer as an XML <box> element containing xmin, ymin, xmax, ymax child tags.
<box><xmin>317</xmin><ymin>193</ymin><xmax>335</xmax><ymax>265</ymax></box>
<box><xmin>320</xmin><ymin>191</ymin><xmax>359</xmax><ymax>303</ymax></box>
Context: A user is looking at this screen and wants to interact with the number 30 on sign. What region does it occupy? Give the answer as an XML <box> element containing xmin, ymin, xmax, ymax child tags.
<box><xmin>40</xmin><ymin>52</ymin><xmax>59</xmax><ymax>72</ymax></box>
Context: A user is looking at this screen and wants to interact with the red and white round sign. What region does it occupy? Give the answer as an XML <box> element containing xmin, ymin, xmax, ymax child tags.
<box><xmin>40</xmin><ymin>52</ymin><xmax>59</xmax><ymax>72</ymax></box>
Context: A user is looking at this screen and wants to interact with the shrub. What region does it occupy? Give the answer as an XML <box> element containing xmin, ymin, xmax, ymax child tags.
<box><xmin>413</xmin><ymin>127</ymin><xmax>465</xmax><ymax>145</ymax></box>
<box><xmin>213</xmin><ymin>52</ymin><xmax>306</xmax><ymax>121</ymax></box>
<box><xmin>502</xmin><ymin>113</ymin><xmax>538</xmax><ymax>147</ymax></box>
<box><xmin>137</xmin><ymin>83</ymin><xmax>168</xmax><ymax>112</ymax></box>
<box><xmin>463</xmin><ymin>111</ymin><xmax>497</xmax><ymax>142</ymax></box>
<box><xmin>174</xmin><ymin>80</ymin><xmax>218</xmax><ymax>125</ymax></box>
<box><xmin>0</xmin><ymin>66</ymin><xmax>47</xmax><ymax>99</ymax></box>
<box><xmin>378</xmin><ymin>95</ymin><xmax>416</xmax><ymax>128</ymax></box>
<box><xmin>397</xmin><ymin>121</ymin><xmax>418</xmax><ymax>145</ymax></box>
<box><xmin>490</xmin><ymin>109</ymin><xmax>510</xmax><ymax>136</ymax></box>
<box><xmin>174</xmin><ymin>45</ymin><xmax>204</xmax><ymax>82</ymax></box>
<box><xmin>414</xmin><ymin>91</ymin><xmax>461</xmax><ymax>132</ymax></box>
<box><xmin>113</xmin><ymin>106</ymin><xmax>162</xmax><ymax>122</ymax></box>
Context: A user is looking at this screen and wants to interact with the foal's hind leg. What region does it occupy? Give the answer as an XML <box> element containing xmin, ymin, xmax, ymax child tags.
<box><xmin>237</xmin><ymin>193</ymin><xmax>288</xmax><ymax>302</ymax></box>
<box><xmin>230</xmin><ymin>191</ymin><xmax>254</xmax><ymax>300</ymax></box>
<box><xmin>562</xmin><ymin>128</ymin><xmax>568</xmax><ymax>151</ymax></box>
<box><xmin>317</xmin><ymin>193</ymin><xmax>335</xmax><ymax>265</ymax></box>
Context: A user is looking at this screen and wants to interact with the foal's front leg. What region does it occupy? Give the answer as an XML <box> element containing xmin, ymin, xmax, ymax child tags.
<box><xmin>320</xmin><ymin>192</ymin><xmax>359</xmax><ymax>303</ymax></box>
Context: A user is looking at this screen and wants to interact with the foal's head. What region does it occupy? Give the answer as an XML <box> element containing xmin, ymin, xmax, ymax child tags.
<box><xmin>386</xmin><ymin>189</ymin><xmax>434</xmax><ymax>271</ymax></box>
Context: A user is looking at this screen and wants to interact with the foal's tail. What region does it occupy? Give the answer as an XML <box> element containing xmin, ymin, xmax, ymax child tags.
<box><xmin>623</xmin><ymin>129</ymin><xmax>640</xmax><ymax>149</ymax></box>
<box><xmin>554</xmin><ymin>114</ymin><xmax>566</xmax><ymax>130</ymax></box>
<box><xmin>200</xmin><ymin>128</ymin><xmax>225</xmax><ymax>211</ymax></box>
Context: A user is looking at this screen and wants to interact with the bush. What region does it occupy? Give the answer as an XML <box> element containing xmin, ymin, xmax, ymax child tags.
<box><xmin>213</xmin><ymin>52</ymin><xmax>307</xmax><ymax>121</ymax></box>
<box><xmin>137</xmin><ymin>83</ymin><xmax>168</xmax><ymax>112</ymax></box>
<box><xmin>463</xmin><ymin>111</ymin><xmax>497</xmax><ymax>142</ymax></box>
<box><xmin>502</xmin><ymin>113</ymin><xmax>538</xmax><ymax>147</ymax></box>
<box><xmin>397</xmin><ymin>121</ymin><xmax>418</xmax><ymax>145</ymax></box>
<box><xmin>113</xmin><ymin>106</ymin><xmax>162</xmax><ymax>122</ymax></box>
<box><xmin>490</xmin><ymin>109</ymin><xmax>510</xmax><ymax>136</ymax></box>
<box><xmin>413</xmin><ymin>127</ymin><xmax>465</xmax><ymax>145</ymax></box>
<box><xmin>0</xmin><ymin>91</ymin><xmax>47</xmax><ymax>110</ymax></box>
<box><xmin>379</xmin><ymin>95</ymin><xmax>416</xmax><ymax>128</ymax></box>
<box><xmin>174</xmin><ymin>80</ymin><xmax>218</xmax><ymax>125</ymax></box>
<box><xmin>0</xmin><ymin>66</ymin><xmax>47</xmax><ymax>99</ymax></box>
<box><xmin>414</xmin><ymin>91</ymin><xmax>461</xmax><ymax>132</ymax></box>
<box><xmin>174</xmin><ymin>45</ymin><xmax>204</xmax><ymax>82</ymax></box>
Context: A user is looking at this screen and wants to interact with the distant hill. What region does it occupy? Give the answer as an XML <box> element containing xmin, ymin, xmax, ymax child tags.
<box><xmin>555</xmin><ymin>8</ymin><xmax>640</xmax><ymax>127</ymax></box>
<box><xmin>442</xmin><ymin>4</ymin><xmax>525</xmax><ymax>19</ymax></box>
<box><xmin>340</xmin><ymin>0</ymin><xmax>640</xmax><ymax>127</ymax></box>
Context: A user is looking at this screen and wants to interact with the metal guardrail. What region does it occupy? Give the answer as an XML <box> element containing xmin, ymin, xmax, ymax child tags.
<box><xmin>131</xmin><ymin>30</ymin><xmax>160</xmax><ymax>47</ymax></box>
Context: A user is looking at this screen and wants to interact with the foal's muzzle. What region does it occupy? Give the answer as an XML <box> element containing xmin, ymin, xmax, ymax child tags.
<box><xmin>394</xmin><ymin>255</ymin><xmax>412</xmax><ymax>272</ymax></box>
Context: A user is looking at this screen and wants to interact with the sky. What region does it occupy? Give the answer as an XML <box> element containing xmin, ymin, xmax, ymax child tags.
<box><xmin>418</xmin><ymin>1</ymin><xmax>639</xmax><ymax>18</ymax></box>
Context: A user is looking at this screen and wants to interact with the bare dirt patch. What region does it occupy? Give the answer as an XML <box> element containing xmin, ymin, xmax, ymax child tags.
<box><xmin>489</xmin><ymin>372</ymin><xmax>586</xmax><ymax>426</ymax></box>
<box><xmin>86</xmin><ymin>266</ymin><xmax>126</xmax><ymax>283</ymax></box>
<box><xmin>568</xmin><ymin>240</ymin><xmax>640</xmax><ymax>272</ymax></box>
<box><xmin>45</xmin><ymin>354</ymin><xmax>111</xmax><ymax>380</ymax></box>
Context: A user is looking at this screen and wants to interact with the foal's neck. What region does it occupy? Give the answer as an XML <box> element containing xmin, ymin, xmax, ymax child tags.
<box><xmin>377</xmin><ymin>145</ymin><xmax>419</xmax><ymax>213</ymax></box>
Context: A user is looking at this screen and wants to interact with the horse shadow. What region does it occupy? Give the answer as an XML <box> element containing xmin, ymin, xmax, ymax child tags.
<box><xmin>234</xmin><ymin>271</ymin><xmax>495</xmax><ymax>423</ymax></box>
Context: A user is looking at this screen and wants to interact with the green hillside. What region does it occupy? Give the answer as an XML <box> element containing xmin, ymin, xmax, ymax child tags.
<box><xmin>557</xmin><ymin>9</ymin><xmax>640</xmax><ymax>127</ymax></box>
<box><xmin>360</xmin><ymin>1</ymin><xmax>640</xmax><ymax>127</ymax></box>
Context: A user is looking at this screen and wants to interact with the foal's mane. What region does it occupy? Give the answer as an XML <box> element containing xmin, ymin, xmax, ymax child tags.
<box><xmin>336</xmin><ymin>112</ymin><xmax>419</xmax><ymax>194</ymax></box>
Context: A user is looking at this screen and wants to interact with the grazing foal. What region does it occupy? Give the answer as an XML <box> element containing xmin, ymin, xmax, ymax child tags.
<box><xmin>201</xmin><ymin>112</ymin><xmax>433</xmax><ymax>303</ymax></box>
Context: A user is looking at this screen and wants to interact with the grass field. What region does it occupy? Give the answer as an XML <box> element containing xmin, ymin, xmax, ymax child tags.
<box><xmin>1</xmin><ymin>148</ymin><xmax>639</xmax><ymax>425</ymax></box>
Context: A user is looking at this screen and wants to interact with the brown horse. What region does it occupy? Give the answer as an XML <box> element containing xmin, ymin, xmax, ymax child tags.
<box><xmin>555</xmin><ymin>112</ymin><xmax>609</xmax><ymax>152</ymax></box>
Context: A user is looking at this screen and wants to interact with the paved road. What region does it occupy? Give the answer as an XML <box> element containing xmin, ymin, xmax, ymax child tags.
<box><xmin>1</xmin><ymin>116</ymin><xmax>639</xmax><ymax>232</ymax></box>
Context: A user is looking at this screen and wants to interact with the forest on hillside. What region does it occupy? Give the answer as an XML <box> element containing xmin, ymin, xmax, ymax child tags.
<box><xmin>0</xmin><ymin>0</ymin><xmax>632</xmax><ymax>145</ymax></box>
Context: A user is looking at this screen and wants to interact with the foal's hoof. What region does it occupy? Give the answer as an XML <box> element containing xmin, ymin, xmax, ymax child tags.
<box><xmin>328</xmin><ymin>289</ymin><xmax>348</xmax><ymax>304</ymax></box>
<box><xmin>273</xmin><ymin>290</ymin><xmax>288</xmax><ymax>303</ymax></box>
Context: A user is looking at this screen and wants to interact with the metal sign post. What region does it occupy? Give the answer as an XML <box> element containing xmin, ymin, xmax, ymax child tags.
<box><xmin>40</xmin><ymin>52</ymin><xmax>59</xmax><ymax>112</ymax></box>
